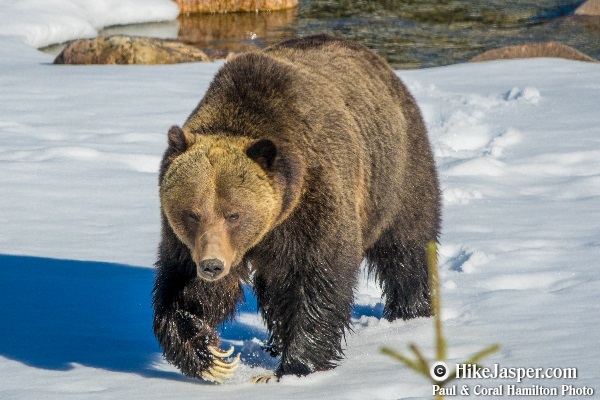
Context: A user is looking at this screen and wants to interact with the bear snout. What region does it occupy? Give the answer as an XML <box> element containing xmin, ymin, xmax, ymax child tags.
<box><xmin>198</xmin><ymin>258</ymin><xmax>226</xmax><ymax>281</ymax></box>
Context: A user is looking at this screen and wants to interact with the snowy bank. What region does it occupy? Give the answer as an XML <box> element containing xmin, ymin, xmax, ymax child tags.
<box><xmin>0</xmin><ymin>0</ymin><xmax>179</xmax><ymax>48</ymax></box>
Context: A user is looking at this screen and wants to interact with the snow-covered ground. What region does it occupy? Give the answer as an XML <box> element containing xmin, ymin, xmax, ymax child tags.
<box><xmin>0</xmin><ymin>0</ymin><xmax>179</xmax><ymax>48</ymax></box>
<box><xmin>1</xmin><ymin>2</ymin><xmax>599</xmax><ymax>399</ymax></box>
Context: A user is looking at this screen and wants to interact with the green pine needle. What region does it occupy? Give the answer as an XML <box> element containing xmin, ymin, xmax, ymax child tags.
<box><xmin>381</xmin><ymin>242</ymin><xmax>501</xmax><ymax>399</ymax></box>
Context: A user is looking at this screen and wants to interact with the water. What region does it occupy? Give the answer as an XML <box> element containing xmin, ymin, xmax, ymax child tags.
<box><xmin>90</xmin><ymin>1</ymin><xmax>600</xmax><ymax>68</ymax></box>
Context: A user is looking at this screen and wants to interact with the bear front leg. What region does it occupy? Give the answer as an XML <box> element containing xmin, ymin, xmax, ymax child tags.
<box><xmin>254</xmin><ymin>251</ymin><xmax>358</xmax><ymax>377</ymax></box>
<box><xmin>153</xmin><ymin>308</ymin><xmax>240</xmax><ymax>383</ymax></box>
<box><xmin>152</xmin><ymin>271</ymin><xmax>243</xmax><ymax>383</ymax></box>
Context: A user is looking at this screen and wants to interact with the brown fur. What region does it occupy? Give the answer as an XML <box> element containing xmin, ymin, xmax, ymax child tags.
<box><xmin>160</xmin><ymin>133</ymin><xmax>282</xmax><ymax>280</ymax></box>
<box><xmin>153</xmin><ymin>35</ymin><xmax>441</xmax><ymax>379</ymax></box>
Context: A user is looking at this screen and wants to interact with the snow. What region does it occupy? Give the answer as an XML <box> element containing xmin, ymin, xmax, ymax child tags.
<box><xmin>1</xmin><ymin>3</ymin><xmax>600</xmax><ymax>399</ymax></box>
<box><xmin>0</xmin><ymin>0</ymin><xmax>179</xmax><ymax>48</ymax></box>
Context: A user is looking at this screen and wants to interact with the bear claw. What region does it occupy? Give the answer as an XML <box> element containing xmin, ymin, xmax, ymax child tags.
<box><xmin>250</xmin><ymin>374</ymin><xmax>278</xmax><ymax>384</ymax></box>
<box><xmin>202</xmin><ymin>346</ymin><xmax>240</xmax><ymax>384</ymax></box>
<box><xmin>208</xmin><ymin>345</ymin><xmax>235</xmax><ymax>358</ymax></box>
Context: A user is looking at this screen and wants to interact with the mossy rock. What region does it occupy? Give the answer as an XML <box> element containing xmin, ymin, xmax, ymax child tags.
<box><xmin>54</xmin><ymin>36</ymin><xmax>211</xmax><ymax>65</ymax></box>
<box><xmin>575</xmin><ymin>0</ymin><xmax>600</xmax><ymax>16</ymax></box>
<box><xmin>174</xmin><ymin>0</ymin><xmax>298</xmax><ymax>14</ymax></box>
<box><xmin>470</xmin><ymin>42</ymin><xmax>598</xmax><ymax>63</ymax></box>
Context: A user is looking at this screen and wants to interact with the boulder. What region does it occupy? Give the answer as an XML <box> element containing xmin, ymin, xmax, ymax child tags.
<box><xmin>575</xmin><ymin>0</ymin><xmax>600</xmax><ymax>16</ymax></box>
<box><xmin>469</xmin><ymin>42</ymin><xmax>598</xmax><ymax>63</ymax></box>
<box><xmin>174</xmin><ymin>0</ymin><xmax>298</xmax><ymax>14</ymax></box>
<box><xmin>54</xmin><ymin>36</ymin><xmax>211</xmax><ymax>65</ymax></box>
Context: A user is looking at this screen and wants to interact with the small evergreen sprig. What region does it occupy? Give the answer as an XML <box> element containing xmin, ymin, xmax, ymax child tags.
<box><xmin>381</xmin><ymin>242</ymin><xmax>500</xmax><ymax>400</ymax></box>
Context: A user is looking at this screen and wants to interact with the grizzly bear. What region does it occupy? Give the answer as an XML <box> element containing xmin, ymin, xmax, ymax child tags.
<box><xmin>152</xmin><ymin>35</ymin><xmax>441</xmax><ymax>383</ymax></box>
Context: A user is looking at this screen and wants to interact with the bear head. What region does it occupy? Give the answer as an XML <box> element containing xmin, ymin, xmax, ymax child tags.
<box><xmin>159</xmin><ymin>126</ymin><xmax>304</xmax><ymax>281</ymax></box>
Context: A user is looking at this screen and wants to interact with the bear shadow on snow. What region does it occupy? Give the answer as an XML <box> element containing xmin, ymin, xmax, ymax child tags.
<box><xmin>0</xmin><ymin>254</ymin><xmax>382</xmax><ymax>379</ymax></box>
<box><xmin>0</xmin><ymin>254</ymin><xmax>174</xmax><ymax>379</ymax></box>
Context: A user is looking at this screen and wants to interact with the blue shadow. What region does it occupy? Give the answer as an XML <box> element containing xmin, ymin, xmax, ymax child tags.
<box><xmin>0</xmin><ymin>255</ymin><xmax>161</xmax><ymax>376</ymax></box>
<box><xmin>352</xmin><ymin>303</ymin><xmax>384</xmax><ymax>319</ymax></box>
<box><xmin>0</xmin><ymin>254</ymin><xmax>384</xmax><ymax>377</ymax></box>
<box><xmin>0</xmin><ymin>254</ymin><xmax>268</xmax><ymax>378</ymax></box>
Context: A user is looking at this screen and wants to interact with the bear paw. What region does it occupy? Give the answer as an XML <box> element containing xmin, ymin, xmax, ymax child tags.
<box><xmin>201</xmin><ymin>346</ymin><xmax>241</xmax><ymax>384</ymax></box>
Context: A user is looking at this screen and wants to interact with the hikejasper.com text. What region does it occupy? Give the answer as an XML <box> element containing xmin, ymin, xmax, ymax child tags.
<box><xmin>455</xmin><ymin>363</ymin><xmax>577</xmax><ymax>383</ymax></box>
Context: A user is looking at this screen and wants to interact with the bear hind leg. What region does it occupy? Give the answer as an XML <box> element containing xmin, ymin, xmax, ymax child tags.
<box><xmin>365</xmin><ymin>225</ymin><xmax>432</xmax><ymax>321</ymax></box>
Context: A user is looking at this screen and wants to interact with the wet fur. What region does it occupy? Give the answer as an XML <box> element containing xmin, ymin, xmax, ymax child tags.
<box><xmin>153</xmin><ymin>35</ymin><xmax>441</xmax><ymax>379</ymax></box>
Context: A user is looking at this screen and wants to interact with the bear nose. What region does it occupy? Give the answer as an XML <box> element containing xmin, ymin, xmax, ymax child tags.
<box><xmin>198</xmin><ymin>258</ymin><xmax>224</xmax><ymax>279</ymax></box>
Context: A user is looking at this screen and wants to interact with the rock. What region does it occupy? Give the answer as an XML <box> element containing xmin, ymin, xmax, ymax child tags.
<box><xmin>54</xmin><ymin>36</ymin><xmax>211</xmax><ymax>65</ymax></box>
<box><xmin>575</xmin><ymin>0</ymin><xmax>600</xmax><ymax>16</ymax></box>
<box><xmin>174</xmin><ymin>0</ymin><xmax>298</xmax><ymax>14</ymax></box>
<box><xmin>469</xmin><ymin>42</ymin><xmax>598</xmax><ymax>63</ymax></box>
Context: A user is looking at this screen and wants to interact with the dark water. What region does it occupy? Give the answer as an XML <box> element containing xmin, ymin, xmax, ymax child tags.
<box><xmin>167</xmin><ymin>0</ymin><xmax>600</xmax><ymax>68</ymax></box>
<box><xmin>43</xmin><ymin>0</ymin><xmax>595</xmax><ymax>68</ymax></box>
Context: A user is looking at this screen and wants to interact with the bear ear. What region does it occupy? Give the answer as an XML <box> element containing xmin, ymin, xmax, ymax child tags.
<box><xmin>167</xmin><ymin>125</ymin><xmax>194</xmax><ymax>154</ymax></box>
<box><xmin>246</xmin><ymin>139</ymin><xmax>278</xmax><ymax>170</ymax></box>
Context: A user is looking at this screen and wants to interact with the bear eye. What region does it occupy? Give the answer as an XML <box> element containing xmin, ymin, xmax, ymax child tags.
<box><xmin>225</xmin><ymin>213</ymin><xmax>239</xmax><ymax>222</ymax></box>
<box><xmin>186</xmin><ymin>211</ymin><xmax>201</xmax><ymax>223</ymax></box>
